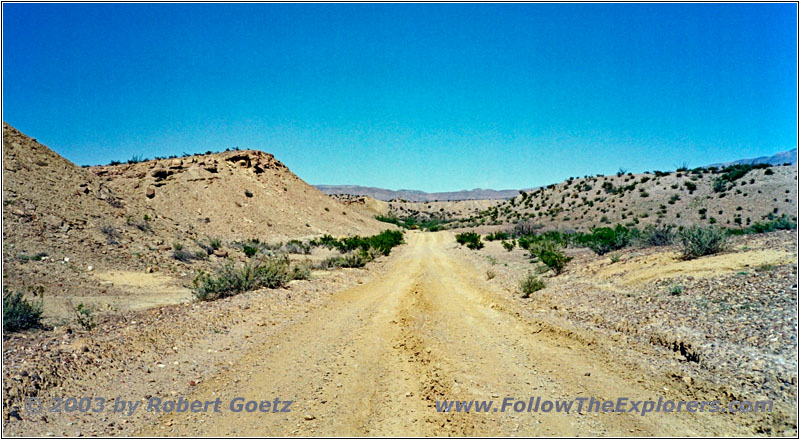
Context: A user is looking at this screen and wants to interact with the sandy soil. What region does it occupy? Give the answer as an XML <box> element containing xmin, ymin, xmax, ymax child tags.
<box><xmin>136</xmin><ymin>232</ymin><xmax>761</xmax><ymax>436</ymax></box>
<box><xmin>3</xmin><ymin>231</ymin><xmax>795</xmax><ymax>437</ymax></box>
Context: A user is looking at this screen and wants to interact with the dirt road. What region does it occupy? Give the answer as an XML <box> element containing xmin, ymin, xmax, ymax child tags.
<box><xmin>142</xmin><ymin>231</ymin><xmax>743</xmax><ymax>436</ymax></box>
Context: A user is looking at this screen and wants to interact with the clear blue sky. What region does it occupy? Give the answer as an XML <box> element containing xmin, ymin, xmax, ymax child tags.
<box><xmin>3</xmin><ymin>3</ymin><xmax>797</xmax><ymax>192</ymax></box>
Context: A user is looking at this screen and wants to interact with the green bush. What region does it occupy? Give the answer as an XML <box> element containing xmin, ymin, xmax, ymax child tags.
<box><xmin>642</xmin><ymin>224</ymin><xmax>676</xmax><ymax>246</ymax></box>
<box><xmin>73</xmin><ymin>303</ymin><xmax>96</xmax><ymax>330</ymax></box>
<box><xmin>486</xmin><ymin>231</ymin><xmax>510</xmax><ymax>241</ymax></box>
<box><xmin>502</xmin><ymin>240</ymin><xmax>515</xmax><ymax>252</ymax></box>
<box><xmin>577</xmin><ymin>225</ymin><xmax>635</xmax><ymax>255</ymax></box>
<box><xmin>284</xmin><ymin>239</ymin><xmax>312</xmax><ymax>255</ymax></box>
<box><xmin>528</xmin><ymin>239</ymin><xmax>572</xmax><ymax>274</ymax></box>
<box><xmin>3</xmin><ymin>288</ymin><xmax>43</xmax><ymax>332</ymax></box>
<box><xmin>679</xmin><ymin>226</ymin><xmax>727</xmax><ymax>260</ymax></box>
<box><xmin>192</xmin><ymin>255</ymin><xmax>306</xmax><ymax>301</ymax></box>
<box><xmin>520</xmin><ymin>274</ymin><xmax>546</xmax><ymax>298</ymax></box>
<box><xmin>455</xmin><ymin>232</ymin><xmax>484</xmax><ymax>250</ymax></box>
<box><xmin>316</xmin><ymin>249</ymin><xmax>375</xmax><ymax>269</ymax></box>
<box><xmin>242</xmin><ymin>243</ymin><xmax>259</xmax><ymax>258</ymax></box>
<box><xmin>748</xmin><ymin>215</ymin><xmax>797</xmax><ymax>234</ymax></box>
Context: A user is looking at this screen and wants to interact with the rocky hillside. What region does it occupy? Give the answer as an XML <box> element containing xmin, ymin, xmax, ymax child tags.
<box><xmin>90</xmin><ymin>151</ymin><xmax>388</xmax><ymax>241</ymax></box>
<box><xmin>2</xmin><ymin>123</ymin><xmax>392</xmax><ymax>304</ymax></box>
<box><xmin>387</xmin><ymin>165</ymin><xmax>797</xmax><ymax>232</ymax></box>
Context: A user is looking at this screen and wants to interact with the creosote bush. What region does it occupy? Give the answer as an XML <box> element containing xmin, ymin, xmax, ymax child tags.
<box><xmin>192</xmin><ymin>255</ymin><xmax>307</xmax><ymax>301</ymax></box>
<box><xmin>520</xmin><ymin>274</ymin><xmax>545</xmax><ymax>298</ymax></box>
<box><xmin>455</xmin><ymin>232</ymin><xmax>483</xmax><ymax>250</ymax></box>
<box><xmin>679</xmin><ymin>226</ymin><xmax>727</xmax><ymax>260</ymax></box>
<box><xmin>3</xmin><ymin>287</ymin><xmax>44</xmax><ymax>332</ymax></box>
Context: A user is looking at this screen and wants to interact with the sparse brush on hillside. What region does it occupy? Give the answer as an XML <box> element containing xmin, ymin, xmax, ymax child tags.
<box><xmin>3</xmin><ymin>287</ymin><xmax>44</xmax><ymax>332</ymax></box>
<box><xmin>192</xmin><ymin>255</ymin><xmax>307</xmax><ymax>301</ymax></box>
<box><xmin>455</xmin><ymin>232</ymin><xmax>484</xmax><ymax>250</ymax></box>
<box><xmin>679</xmin><ymin>226</ymin><xmax>727</xmax><ymax>260</ymax></box>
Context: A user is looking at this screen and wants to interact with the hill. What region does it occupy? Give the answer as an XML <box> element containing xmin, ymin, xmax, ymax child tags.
<box><xmin>385</xmin><ymin>164</ymin><xmax>797</xmax><ymax>232</ymax></box>
<box><xmin>2</xmin><ymin>122</ymin><xmax>393</xmax><ymax>318</ymax></box>
<box><xmin>91</xmin><ymin>151</ymin><xmax>388</xmax><ymax>241</ymax></box>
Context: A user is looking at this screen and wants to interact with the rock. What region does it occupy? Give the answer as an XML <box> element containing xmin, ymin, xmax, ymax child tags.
<box><xmin>213</xmin><ymin>249</ymin><xmax>228</xmax><ymax>257</ymax></box>
<box><xmin>303</xmin><ymin>413</ymin><xmax>315</xmax><ymax>421</ymax></box>
<box><xmin>42</xmin><ymin>214</ymin><xmax>62</xmax><ymax>229</ymax></box>
<box><xmin>87</xmin><ymin>266</ymin><xmax>93</xmax><ymax>272</ymax></box>
<box><xmin>145</xmin><ymin>186</ymin><xmax>156</xmax><ymax>199</ymax></box>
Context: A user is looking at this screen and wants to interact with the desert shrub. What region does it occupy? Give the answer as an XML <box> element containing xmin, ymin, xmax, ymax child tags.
<box><xmin>712</xmin><ymin>178</ymin><xmax>728</xmax><ymax>193</ymax></box>
<box><xmin>748</xmin><ymin>215</ymin><xmax>797</xmax><ymax>234</ymax></box>
<box><xmin>290</xmin><ymin>263</ymin><xmax>312</xmax><ymax>280</ymax></box>
<box><xmin>127</xmin><ymin>154</ymin><xmax>145</xmax><ymax>164</ymax></box>
<box><xmin>455</xmin><ymin>232</ymin><xmax>484</xmax><ymax>250</ymax></box>
<box><xmin>520</xmin><ymin>274</ymin><xmax>546</xmax><ymax>298</ymax></box>
<box><xmin>609</xmin><ymin>253</ymin><xmax>621</xmax><ymax>263</ymax></box>
<box><xmin>576</xmin><ymin>225</ymin><xmax>635</xmax><ymax>255</ymax></box>
<box><xmin>284</xmin><ymin>240</ymin><xmax>312</xmax><ymax>255</ymax></box>
<box><xmin>669</xmin><ymin>285</ymin><xmax>683</xmax><ymax>295</ymax></box>
<box><xmin>537</xmin><ymin>248</ymin><xmax>571</xmax><ymax>274</ymax></box>
<box><xmin>486</xmin><ymin>269</ymin><xmax>497</xmax><ymax>280</ymax></box>
<box><xmin>196</xmin><ymin>237</ymin><xmax>223</xmax><ymax>255</ymax></box>
<box><xmin>100</xmin><ymin>225</ymin><xmax>121</xmax><ymax>245</ymax></box>
<box><xmin>326</xmin><ymin>230</ymin><xmax>404</xmax><ymax>255</ymax></box>
<box><xmin>16</xmin><ymin>252</ymin><xmax>47</xmax><ymax>263</ymax></box>
<box><xmin>242</xmin><ymin>243</ymin><xmax>259</xmax><ymax>258</ymax></box>
<box><xmin>679</xmin><ymin>226</ymin><xmax>727</xmax><ymax>260</ymax></box>
<box><xmin>528</xmin><ymin>239</ymin><xmax>572</xmax><ymax>275</ymax></box>
<box><xmin>3</xmin><ymin>287</ymin><xmax>43</xmax><ymax>332</ymax></box>
<box><xmin>684</xmin><ymin>181</ymin><xmax>697</xmax><ymax>193</ymax></box>
<box><xmin>642</xmin><ymin>224</ymin><xmax>676</xmax><ymax>246</ymax></box>
<box><xmin>192</xmin><ymin>255</ymin><xmax>305</xmax><ymax>301</ymax></box>
<box><xmin>765</xmin><ymin>168</ymin><xmax>774</xmax><ymax>175</ymax></box>
<box><xmin>127</xmin><ymin>215</ymin><xmax>152</xmax><ymax>233</ymax></box>
<box><xmin>73</xmin><ymin>303</ymin><xmax>97</xmax><ymax>330</ymax></box>
<box><xmin>313</xmin><ymin>234</ymin><xmax>341</xmax><ymax>249</ymax></box>
<box><xmin>502</xmin><ymin>240</ymin><xmax>515</xmax><ymax>252</ymax></box>
<box><xmin>486</xmin><ymin>231</ymin><xmax>510</xmax><ymax>241</ymax></box>
<box><xmin>316</xmin><ymin>249</ymin><xmax>374</xmax><ymax>269</ymax></box>
<box><xmin>366</xmin><ymin>230</ymin><xmax>405</xmax><ymax>255</ymax></box>
<box><xmin>172</xmin><ymin>242</ymin><xmax>207</xmax><ymax>262</ymax></box>
<box><xmin>512</xmin><ymin>220</ymin><xmax>542</xmax><ymax>237</ymax></box>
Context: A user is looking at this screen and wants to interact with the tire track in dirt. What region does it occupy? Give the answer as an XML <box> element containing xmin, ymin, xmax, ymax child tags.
<box><xmin>141</xmin><ymin>231</ymin><xmax>748</xmax><ymax>436</ymax></box>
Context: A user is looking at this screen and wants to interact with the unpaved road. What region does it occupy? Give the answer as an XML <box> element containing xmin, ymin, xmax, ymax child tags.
<box><xmin>142</xmin><ymin>232</ymin><xmax>746</xmax><ymax>436</ymax></box>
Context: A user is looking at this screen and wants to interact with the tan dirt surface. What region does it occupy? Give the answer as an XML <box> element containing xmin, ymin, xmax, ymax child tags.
<box><xmin>138</xmin><ymin>232</ymin><xmax>762</xmax><ymax>436</ymax></box>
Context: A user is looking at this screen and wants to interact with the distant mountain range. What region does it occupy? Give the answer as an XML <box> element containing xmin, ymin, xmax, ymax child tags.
<box><xmin>317</xmin><ymin>149</ymin><xmax>796</xmax><ymax>202</ymax></box>
<box><xmin>314</xmin><ymin>185</ymin><xmax>527</xmax><ymax>202</ymax></box>
<box><xmin>709</xmin><ymin>148</ymin><xmax>796</xmax><ymax>168</ymax></box>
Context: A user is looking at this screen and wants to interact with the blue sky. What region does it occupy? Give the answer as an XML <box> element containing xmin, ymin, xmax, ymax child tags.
<box><xmin>3</xmin><ymin>3</ymin><xmax>797</xmax><ymax>192</ymax></box>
